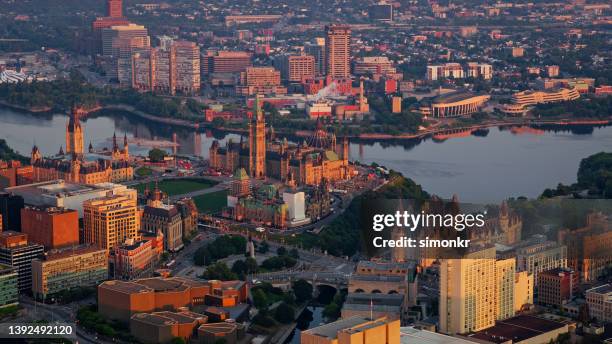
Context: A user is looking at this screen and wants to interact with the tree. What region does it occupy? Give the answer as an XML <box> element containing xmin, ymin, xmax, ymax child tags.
<box><xmin>170</xmin><ymin>338</ymin><xmax>186</xmax><ymax>344</ymax></box>
<box><xmin>252</xmin><ymin>289</ymin><xmax>268</xmax><ymax>309</ymax></box>
<box><xmin>148</xmin><ymin>148</ymin><xmax>167</xmax><ymax>162</ymax></box>
<box><xmin>245</xmin><ymin>257</ymin><xmax>259</xmax><ymax>274</ymax></box>
<box><xmin>258</xmin><ymin>241</ymin><xmax>269</xmax><ymax>253</ymax></box>
<box><xmin>292</xmin><ymin>279</ymin><xmax>313</xmax><ymax>303</ymax></box>
<box><xmin>231</xmin><ymin>260</ymin><xmax>247</xmax><ymax>276</ymax></box>
<box><xmin>274</xmin><ymin>302</ymin><xmax>295</xmax><ymax>324</ymax></box>
<box><xmin>289</xmin><ymin>248</ymin><xmax>299</xmax><ymax>259</ymax></box>
<box><xmin>201</xmin><ymin>262</ymin><xmax>237</xmax><ymax>281</ymax></box>
<box><xmin>323</xmin><ymin>302</ymin><xmax>340</xmax><ymax>319</ymax></box>
<box><xmin>277</xmin><ymin>246</ymin><xmax>287</xmax><ymax>256</ymax></box>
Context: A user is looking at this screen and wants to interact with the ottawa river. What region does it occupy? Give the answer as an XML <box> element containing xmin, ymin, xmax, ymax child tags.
<box><xmin>1</xmin><ymin>108</ymin><xmax>611</xmax><ymax>203</ymax></box>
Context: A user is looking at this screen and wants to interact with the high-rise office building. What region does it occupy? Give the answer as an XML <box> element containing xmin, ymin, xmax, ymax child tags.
<box><xmin>305</xmin><ymin>39</ymin><xmax>325</xmax><ymax>77</ymax></box>
<box><xmin>101</xmin><ymin>24</ymin><xmax>150</xmax><ymax>58</ymax></box>
<box><xmin>20</xmin><ymin>207</ymin><xmax>79</xmax><ymax>250</ymax></box>
<box><xmin>201</xmin><ymin>51</ymin><xmax>252</xmax><ymax>76</ymax></box>
<box><xmin>31</xmin><ymin>245</ymin><xmax>108</xmax><ymax>299</ymax></box>
<box><xmin>0</xmin><ymin>231</ymin><xmax>44</xmax><ymax>292</ymax></box>
<box><xmin>516</xmin><ymin>237</ymin><xmax>567</xmax><ymax>286</ymax></box>
<box><xmin>0</xmin><ymin>192</ymin><xmax>24</xmax><ymax>231</ymax></box>
<box><xmin>236</xmin><ymin>67</ymin><xmax>286</xmax><ymax>96</ymax></box>
<box><xmin>83</xmin><ymin>194</ymin><xmax>140</xmax><ymax>252</ymax></box>
<box><xmin>440</xmin><ymin>249</ymin><xmax>524</xmax><ymax>335</ymax></box>
<box><xmin>107</xmin><ymin>0</ymin><xmax>123</xmax><ymax>18</ymax></box>
<box><xmin>495</xmin><ymin>258</ymin><xmax>516</xmax><ymax>320</ymax></box>
<box><xmin>173</xmin><ymin>41</ymin><xmax>201</xmax><ymax>94</ymax></box>
<box><xmin>514</xmin><ymin>271</ymin><xmax>534</xmax><ymax>312</ymax></box>
<box><xmin>325</xmin><ymin>25</ymin><xmax>351</xmax><ymax>79</ymax></box>
<box><xmin>0</xmin><ymin>264</ymin><xmax>18</xmax><ymax>308</ymax></box>
<box><xmin>274</xmin><ymin>54</ymin><xmax>315</xmax><ymax>82</ymax></box>
<box><xmin>131</xmin><ymin>49</ymin><xmax>156</xmax><ymax>91</ymax></box>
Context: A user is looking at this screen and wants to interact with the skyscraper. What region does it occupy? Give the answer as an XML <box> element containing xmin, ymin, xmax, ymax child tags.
<box><xmin>172</xmin><ymin>41</ymin><xmax>201</xmax><ymax>94</ymax></box>
<box><xmin>83</xmin><ymin>194</ymin><xmax>140</xmax><ymax>252</ymax></box>
<box><xmin>107</xmin><ymin>0</ymin><xmax>123</xmax><ymax>18</ymax></box>
<box><xmin>325</xmin><ymin>25</ymin><xmax>351</xmax><ymax>79</ymax></box>
<box><xmin>248</xmin><ymin>97</ymin><xmax>266</xmax><ymax>179</ymax></box>
<box><xmin>440</xmin><ymin>247</ymin><xmax>519</xmax><ymax>335</ymax></box>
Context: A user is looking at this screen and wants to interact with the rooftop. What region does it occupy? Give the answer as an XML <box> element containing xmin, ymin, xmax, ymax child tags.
<box><xmin>586</xmin><ymin>284</ymin><xmax>612</xmax><ymax>295</ymax></box>
<box><xmin>400</xmin><ymin>327</ymin><xmax>474</xmax><ymax>344</ymax></box>
<box><xmin>432</xmin><ymin>90</ymin><xmax>484</xmax><ymax>104</ymax></box>
<box><xmin>463</xmin><ymin>315</ymin><xmax>567</xmax><ymax>344</ymax></box>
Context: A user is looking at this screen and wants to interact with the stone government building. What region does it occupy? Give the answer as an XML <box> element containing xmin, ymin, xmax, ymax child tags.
<box><xmin>209</xmin><ymin>97</ymin><xmax>353</xmax><ymax>186</ymax></box>
<box><xmin>29</xmin><ymin>106</ymin><xmax>133</xmax><ymax>184</ymax></box>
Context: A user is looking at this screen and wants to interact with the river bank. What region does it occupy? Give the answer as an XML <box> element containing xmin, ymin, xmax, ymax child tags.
<box><xmin>2</xmin><ymin>101</ymin><xmax>610</xmax><ymax>142</ymax></box>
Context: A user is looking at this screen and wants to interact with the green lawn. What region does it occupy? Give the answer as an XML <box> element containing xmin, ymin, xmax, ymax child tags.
<box><xmin>135</xmin><ymin>166</ymin><xmax>153</xmax><ymax>177</ymax></box>
<box><xmin>134</xmin><ymin>178</ymin><xmax>218</xmax><ymax>196</ymax></box>
<box><xmin>193</xmin><ymin>190</ymin><xmax>228</xmax><ymax>214</ymax></box>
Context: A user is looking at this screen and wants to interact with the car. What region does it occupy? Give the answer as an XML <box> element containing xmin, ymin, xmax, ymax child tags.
<box><xmin>255</xmin><ymin>227</ymin><xmax>265</xmax><ymax>233</ymax></box>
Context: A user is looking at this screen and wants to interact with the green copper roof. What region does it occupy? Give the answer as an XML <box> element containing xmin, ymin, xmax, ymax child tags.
<box><xmin>324</xmin><ymin>150</ymin><xmax>339</xmax><ymax>161</ymax></box>
<box><xmin>234</xmin><ymin>168</ymin><xmax>249</xmax><ymax>180</ymax></box>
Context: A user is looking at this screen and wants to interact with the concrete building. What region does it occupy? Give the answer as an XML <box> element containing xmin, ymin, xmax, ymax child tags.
<box><xmin>426</xmin><ymin>63</ymin><xmax>465</xmax><ymax>81</ymax></box>
<box><xmin>7</xmin><ymin>180</ymin><xmax>135</xmax><ymax>217</ymax></box>
<box><xmin>31</xmin><ymin>245</ymin><xmax>108</xmax><ymax>299</ymax></box>
<box><xmin>439</xmin><ymin>247</ymin><xmax>498</xmax><ymax>334</ymax></box>
<box><xmin>0</xmin><ymin>231</ymin><xmax>44</xmax><ymax>292</ymax></box>
<box><xmin>20</xmin><ymin>206</ymin><xmax>79</xmax><ymax>250</ymax></box>
<box><xmin>0</xmin><ymin>264</ymin><xmax>18</xmax><ymax>308</ymax></box>
<box><xmin>83</xmin><ymin>194</ymin><xmax>140</xmax><ymax>252</ymax></box>
<box><xmin>420</xmin><ymin>91</ymin><xmax>490</xmax><ymax>118</ymax></box>
<box><xmin>130</xmin><ymin>311</ymin><xmax>206</xmax><ymax>344</ymax></box>
<box><xmin>0</xmin><ymin>192</ymin><xmax>24</xmax><ymax>231</ymax></box>
<box><xmin>514</xmin><ymin>271</ymin><xmax>534</xmax><ymax>312</ymax></box>
<box><xmin>349</xmin><ymin>261</ymin><xmax>418</xmax><ymax>310</ymax></box>
<box><xmin>201</xmin><ymin>51</ymin><xmax>252</xmax><ymax>76</ymax></box>
<box><xmin>198</xmin><ymin>322</ymin><xmax>239</xmax><ymax>344</ymax></box>
<box><xmin>98</xmin><ymin>277</ymin><xmax>247</xmax><ymax>322</ymax></box>
<box><xmin>558</xmin><ymin>212</ymin><xmax>612</xmax><ymax>282</ymax></box>
<box><xmin>466</xmin><ymin>63</ymin><xmax>493</xmax><ymax>80</ymax></box>
<box><xmin>101</xmin><ymin>24</ymin><xmax>150</xmax><ymax>58</ymax></box>
<box><xmin>107</xmin><ymin>0</ymin><xmax>123</xmax><ymax>18</ymax></box>
<box><xmin>274</xmin><ymin>54</ymin><xmax>315</xmax><ymax>82</ymax></box>
<box><xmin>585</xmin><ymin>284</ymin><xmax>612</xmax><ymax>323</ymax></box>
<box><xmin>341</xmin><ymin>293</ymin><xmax>404</xmax><ymax>323</ymax></box>
<box><xmin>511</xmin><ymin>88</ymin><xmax>580</xmax><ymax>108</ymax></box>
<box><xmin>301</xmin><ymin>316</ymin><xmax>400</xmax><ymax>344</ymax></box>
<box><xmin>282</xmin><ymin>191</ymin><xmax>309</xmax><ymax>226</ymax></box>
<box><xmin>236</xmin><ymin>67</ymin><xmax>286</xmax><ymax>96</ymax></box>
<box><xmin>495</xmin><ymin>258</ymin><xmax>516</xmax><ymax>320</ymax></box>
<box><xmin>353</xmin><ymin>56</ymin><xmax>397</xmax><ymax>76</ymax></box>
<box><xmin>325</xmin><ymin>25</ymin><xmax>351</xmax><ymax>79</ymax></box>
<box><xmin>392</xmin><ymin>96</ymin><xmax>402</xmax><ymax>114</ymax></box>
<box><xmin>515</xmin><ymin>238</ymin><xmax>567</xmax><ymax>287</ymax></box>
<box><xmin>305</xmin><ymin>41</ymin><xmax>326</xmax><ymax>77</ymax></box>
<box><xmin>173</xmin><ymin>41</ymin><xmax>201</xmax><ymax>94</ymax></box>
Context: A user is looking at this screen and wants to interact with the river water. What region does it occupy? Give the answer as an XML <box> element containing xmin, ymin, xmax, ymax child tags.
<box><xmin>1</xmin><ymin>108</ymin><xmax>611</xmax><ymax>203</ymax></box>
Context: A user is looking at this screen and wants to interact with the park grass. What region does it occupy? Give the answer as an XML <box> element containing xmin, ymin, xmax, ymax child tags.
<box><xmin>135</xmin><ymin>166</ymin><xmax>153</xmax><ymax>177</ymax></box>
<box><xmin>134</xmin><ymin>178</ymin><xmax>218</xmax><ymax>196</ymax></box>
<box><xmin>193</xmin><ymin>190</ymin><xmax>228</xmax><ymax>214</ymax></box>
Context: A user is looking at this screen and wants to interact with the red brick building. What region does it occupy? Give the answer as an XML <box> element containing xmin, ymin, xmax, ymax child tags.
<box><xmin>20</xmin><ymin>207</ymin><xmax>79</xmax><ymax>249</ymax></box>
